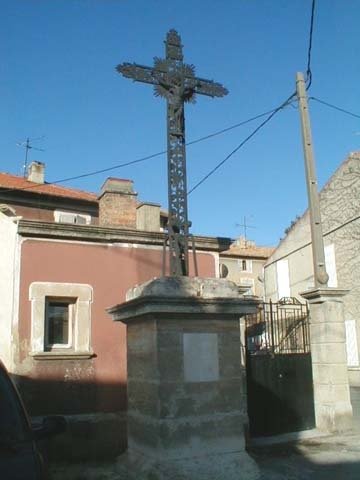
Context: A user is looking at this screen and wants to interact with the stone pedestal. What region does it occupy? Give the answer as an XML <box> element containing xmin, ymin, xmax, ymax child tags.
<box><xmin>108</xmin><ymin>277</ymin><xmax>260</xmax><ymax>480</ymax></box>
<box><xmin>301</xmin><ymin>287</ymin><xmax>353</xmax><ymax>433</ymax></box>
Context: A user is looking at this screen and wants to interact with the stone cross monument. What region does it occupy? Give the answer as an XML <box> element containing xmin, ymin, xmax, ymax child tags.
<box><xmin>116</xmin><ymin>29</ymin><xmax>228</xmax><ymax>276</ymax></box>
<box><xmin>111</xmin><ymin>31</ymin><xmax>259</xmax><ymax>479</ymax></box>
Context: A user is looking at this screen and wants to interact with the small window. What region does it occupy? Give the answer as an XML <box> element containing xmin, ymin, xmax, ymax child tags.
<box><xmin>45</xmin><ymin>299</ymin><xmax>75</xmax><ymax>350</ymax></box>
<box><xmin>238</xmin><ymin>259</ymin><xmax>252</xmax><ymax>272</ymax></box>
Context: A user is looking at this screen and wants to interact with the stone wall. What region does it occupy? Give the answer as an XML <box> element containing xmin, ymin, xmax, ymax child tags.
<box><xmin>264</xmin><ymin>153</ymin><xmax>360</xmax><ymax>385</ymax></box>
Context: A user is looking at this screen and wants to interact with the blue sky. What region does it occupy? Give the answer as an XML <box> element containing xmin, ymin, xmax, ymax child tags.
<box><xmin>1</xmin><ymin>0</ymin><xmax>360</xmax><ymax>246</ymax></box>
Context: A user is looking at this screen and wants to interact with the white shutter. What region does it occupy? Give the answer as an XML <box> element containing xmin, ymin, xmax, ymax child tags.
<box><xmin>276</xmin><ymin>259</ymin><xmax>290</xmax><ymax>299</ymax></box>
<box><xmin>75</xmin><ymin>215</ymin><xmax>87</xmax><ymax>225</ymax></box>
<box><xmin>55</xmin><ymin>211</ymin><xmax>91</xmax><ymax>225</ymax></box>
<box><xmin>324</xmin><ymin>244</ymin><xmax>338</xmax><ymax>288</ymax></box>
<box><xmin>59</xmin><ymin>213</ymin><xmax>76</xmax><ymax>224</ymax></box>
<box><xmin>345</xmin><ymin>320</ymin><xmax>359</xmax><ymax>367</ymax></box>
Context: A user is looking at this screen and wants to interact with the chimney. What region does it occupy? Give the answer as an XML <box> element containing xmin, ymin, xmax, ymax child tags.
<box><xmin>136</xmin><ymin>202</ymin><xmax>161</xmax><ymax>232</ymax></box>
<box><xmin>27</xmin><ymin>161</ymin><xmax>45</xmax><ymax>184</ymax></box>
<box><xmin>98</xmin><ymin>178</ymin><xmax>138</xmax><ymax>228</ymax></box>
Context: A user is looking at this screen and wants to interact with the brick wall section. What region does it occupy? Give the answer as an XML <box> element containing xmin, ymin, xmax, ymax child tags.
<box><xmin>98</xmin><ymin>178</ymin><xmax>138</xmax><ymax>228</ymax></box>
<box><xmin>99</xmin><ymin>192</ymin><xmax>137</xmax><ymax>228</ymax></box>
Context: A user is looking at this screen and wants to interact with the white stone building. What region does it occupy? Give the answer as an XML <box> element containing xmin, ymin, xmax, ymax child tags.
<box><xmin>264</xmin><ymin>152</ymin><xmax>360</xmax><ymax>386</ymax></box>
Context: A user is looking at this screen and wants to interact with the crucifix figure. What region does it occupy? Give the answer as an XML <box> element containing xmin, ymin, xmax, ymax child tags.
<box><xmin>116</xmin><ymin>29</ymin><xmax>228</xmax><ymax>276</ymax></box>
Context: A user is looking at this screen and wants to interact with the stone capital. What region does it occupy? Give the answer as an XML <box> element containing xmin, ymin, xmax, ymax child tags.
<box><xmin>300</xmin><ymin>287</ymin><xmax>349</xmax><ymax>304</ymax></box>
<box><xmin>107</xmin><ymin>277</ymin><xmax>260</xmax><ymax>324</ymax></box>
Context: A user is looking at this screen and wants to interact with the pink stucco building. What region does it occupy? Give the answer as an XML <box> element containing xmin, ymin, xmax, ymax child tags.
<box><xmin>0</xmin><ymin>162</ymin><xmax>228</xmax><ymax>459</ymax></box>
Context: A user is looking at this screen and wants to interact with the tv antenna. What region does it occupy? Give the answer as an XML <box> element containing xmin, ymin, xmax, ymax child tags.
<box><xmin>16</xmin><ymin>136</ymin><xmax>45</xmax><ymax>177</ymax></box>
<box><xmin>235</xmin><ymin>216</ymin><xmax>256</xmax><ymax>246</ymax></box>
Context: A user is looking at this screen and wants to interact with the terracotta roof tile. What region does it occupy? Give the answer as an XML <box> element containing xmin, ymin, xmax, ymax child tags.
<box><xmin>0</xmin><ymin>172</ymin><xmax>97</xmax><ymax>202</ymax></box>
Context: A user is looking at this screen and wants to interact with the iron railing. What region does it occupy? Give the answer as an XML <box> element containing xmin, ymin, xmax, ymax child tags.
<box><xmin>245</xmin><ymin>298</ymin><xmax>310</xmax><ymax>355</ymax></box>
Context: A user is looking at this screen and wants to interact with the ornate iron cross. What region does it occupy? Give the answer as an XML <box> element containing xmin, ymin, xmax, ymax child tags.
<box><xmin>116</xmin><ymin>29</ymin><xmax>228</xmax><ymax>276</ymax></box>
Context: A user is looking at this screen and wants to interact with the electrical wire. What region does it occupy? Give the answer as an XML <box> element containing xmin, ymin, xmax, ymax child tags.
<box><xmin>2</xmin><ymin>0</ymin><xmax>315</xmax><ymax>197</ymax></box>
<box><xmin>187</xmin><ymin>92</ymin><xmax>296</xmax><ymax>195</ymax></box>
<box><xmin>309</xmin><ymin>97</ymin><xmax>360</xmax><ymax>120</ymax></box>
<box><xmin>0</xmin><ymin>104</ymin><xmax>295</xmax><ymax>195</ymax></box>
<box><xmin>306</xmin><ymin>0</ymin><xmax>316</xmax><ymax>90</ymax></box>
<box><xmin>187</xmin><ymin>93</ymin><xmax>360</xmax><ymax>197</ymax></box>
<box><xmin>186</xmin><ymin>107</ymin><xmax>285</xmax><ymax>147</ymax></box>
<box><xmin>0</xmin><ymin>1</ymin><xmax>333</xmax><ymax>201</ymax></box>
<box><xmin>187</xmin><ymin>0</ymin><xmax>317</xmax><ymax>195</ymax></box>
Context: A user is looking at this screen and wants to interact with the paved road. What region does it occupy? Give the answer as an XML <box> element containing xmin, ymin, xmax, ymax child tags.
<box><xmin>252</xmin><ymin>432</ymin><xmax>360</xmax><ymax>480</ymax></box>
<box><xmin>50</xmin><ymin>391</ymin><xmax>360</xmax><ymax>480</ymax></box>
<box><xmin>50</xmin><ymin>431</ymin><xmax>360</xmax><ymax>480</ymax></box>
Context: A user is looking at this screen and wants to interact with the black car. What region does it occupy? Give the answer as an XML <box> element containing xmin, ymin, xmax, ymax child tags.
<box><xmin>0</xmin><ymin>360</ymin><xmax>66</xmax><ymax>480</ymax></box>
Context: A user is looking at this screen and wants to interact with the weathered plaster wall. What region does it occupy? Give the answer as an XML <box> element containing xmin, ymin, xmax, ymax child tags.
<box><xmin>16</xmin><ymin>238</ymin><xmax>215</xmax><ymax>415</ymax></box>
<box><xmin>264</xmin><ymin>213</ymin><xmax>314</xmax><ymax>301</ymax></box>
<box><xmin>320</xmin><ymin>156</ymin><xmax>360</xmax><ymax>385</ymax></box>
<box><xmin>264</xmin><ymin>153</ymin><xmax>360</xmax><ymax>384</ymax></box>
<box><xmin>0</xmin><ymin>213</ymin><xmax>20</xmax><ymax>370</ymax></box>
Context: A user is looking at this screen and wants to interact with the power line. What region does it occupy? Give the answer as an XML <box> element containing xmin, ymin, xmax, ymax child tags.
<box><xmin>306</xmin><ymin>0</ymin><xmax>316</xmax><ymax>90</ymax></box>
<box><xmin>186</xmin><ymin>107</ymin><xmax>288</xmax><ymax>146</ymax></box>
<box><xmin>3</xmin><ymin>0</ymin><xmax>318</xmax><ymax>198</ymax></box>
<box><xmin>187</xmin><ymin>0</ymin><xmax>317</xmax><ymax>196</ymax></box>
<box><xmin>0</xmin><ymin>104</ymin><xmax>295</xmax><ymax>195</ymax></box>
<box><xmin>54</xmin><ymin>107</ymin><xmax>285</xmax><ymax>185</ymax></box>
<box><xmin>310</xmin><ymin>97</ymin><xmax>360</xmax><ymax>120</ymax></box>
<box><xmin>187</xmin><ymin>93</ymin><xmax>360</xmax><ymax>197</ymax></box>
<box><xmin>53</xmin><ymin>151</ymin><xmax>166</xmax><ymax>185</ymax></box>
<box><xmin>0</xmin><ymin>150</ymin><xmax>167</xmax><ymax>195</ymax></box>
<box><xmin>187</xmin><ymin>92</ymin><xmax>296</xmax><ymax>195</ymax></box>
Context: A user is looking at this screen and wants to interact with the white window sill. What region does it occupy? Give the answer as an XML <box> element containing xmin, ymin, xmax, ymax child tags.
<box><xmin>30</xmin><ymin>351</ymin><xmax>94</xmax><ymax>360</ymax></box>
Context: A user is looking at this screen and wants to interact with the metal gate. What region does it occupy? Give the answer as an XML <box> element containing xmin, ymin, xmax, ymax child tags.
<box><xmin>245</xmin><ymin>298</ymin><xmax>315</xmax><ymax>437</ymax></box>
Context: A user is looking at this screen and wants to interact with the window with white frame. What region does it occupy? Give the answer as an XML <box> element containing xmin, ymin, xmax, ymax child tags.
<box><xmin>238</xmin><ymin>259</ymin><xmax>252</xmax><ymax>273</ymax></box>
<box><xmin>54</xmin><ymin>210</ymin><xmax>91</xmax><ymax>225</ymax></box>
<box><xmin>29</xmin><ymin>282</ymin><xmax>93</xmax><ymax>359</ymax></box>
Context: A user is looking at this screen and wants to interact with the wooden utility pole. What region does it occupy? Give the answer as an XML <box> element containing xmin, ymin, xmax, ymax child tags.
<box><xmin>296</xmin><ymin>72</ymin><xmax>328</xmax><ymax>288</ymax></box>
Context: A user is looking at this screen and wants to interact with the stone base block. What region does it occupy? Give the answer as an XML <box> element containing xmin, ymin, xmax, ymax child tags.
<box><xmin>116</xmin><ymin>449</ymin><xmax>260</xmax><ymax>480</ymax></box>
<box><xmin>315</xmin><ymin>402</ymin><xmax>353</xmax><ymax>433</ymax></box>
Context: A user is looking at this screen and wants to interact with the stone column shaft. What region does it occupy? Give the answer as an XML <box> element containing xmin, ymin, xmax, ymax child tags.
<box><xmin>301</xmin><ymin>287</ymin><xmax>353</xmax><ymax>432</ymax></box>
